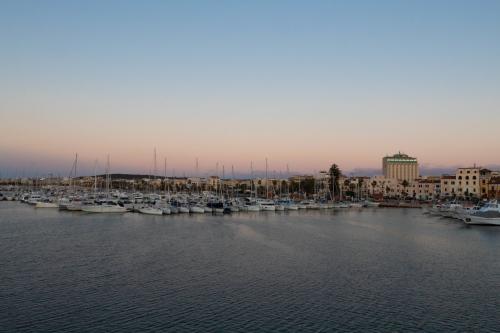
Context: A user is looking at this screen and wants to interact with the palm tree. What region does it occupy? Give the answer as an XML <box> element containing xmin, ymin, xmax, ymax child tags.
<box><xmin>401</xmin><ymin>180</ymin><xmax>409</xmax><ymax>198</ymax></box>
<box><xmin>371</xmin><ymin>180</ymin><xmax>377</xmax><ymax>196</ymax></box>
<box><xmin>328</xmin><ymin>164</ymin><xmax>342</xmax><ymax>199</ymax></box>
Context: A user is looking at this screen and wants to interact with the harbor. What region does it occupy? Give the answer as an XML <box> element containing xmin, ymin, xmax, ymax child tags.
<box><xmin>2</xmin><ymin>201</ymin><xmax>500</xmax><ymax>332</ymax></box>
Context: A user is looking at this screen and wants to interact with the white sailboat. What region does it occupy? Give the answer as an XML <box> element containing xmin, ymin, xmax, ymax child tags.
<box><xmin>82</xmin><ymin>155</ymin><xmax>128</xmax><ymax>214</ymax></box>
<box><xmin>138</xmin><ymin>207</ymin><xmax>163</xmax><ymax>215</ymax></box>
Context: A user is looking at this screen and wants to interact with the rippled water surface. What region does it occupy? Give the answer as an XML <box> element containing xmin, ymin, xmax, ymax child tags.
<box><xmin>1</xmin><ymin>202</ymin><xmax>500</xmax><ymax>332</ymax></box>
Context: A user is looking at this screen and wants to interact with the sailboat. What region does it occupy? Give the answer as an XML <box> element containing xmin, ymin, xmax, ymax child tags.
<box><xmin>82</xmin><ymin>155</ymin><xmax>128</xmax><ymax>213</ymax></box>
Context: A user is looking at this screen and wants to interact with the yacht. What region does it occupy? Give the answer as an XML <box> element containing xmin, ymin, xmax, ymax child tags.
<box><xmin>189</xmin><ymin>205</ymin><xmax>205</xmax><ymax>214</ymax></box>
<box><xmin>275</xmin><ymin>204</ymin><xmax>285</xmax><ymax>211</ymax></box>
<box><xmin>178</xmin><ymin>206</ymin><xmax>190</xmax><ymax>213</ymax></box>
<box><xmin>82</xmin><ymin>202</ymin><xmax>128</xmax><ymax>213</ymax></box>
<box><xmin>35</xmin><ymin>200</ymin><xmax>59</xmax><ymax>208</ymax></box>
<box><xmin>333</xmin><ymin>202</ymin><xmax>350</xmax><ymax>209</ymax></box>
<box><xmin>244</xmin><ymin>198</ymin><xmax>261</xmax><ymax>211</ymax></box>
<box><xmin>435</xmin><ymin>202</ymin><xmax>466</xmax><ymax>219</ymax></box>
<box><xmin>27</xmin><ymin>194</ymin><xmax>42</xmax><ymax>205</ymax></box>
<box><xmin>138</xmin><ymin>207</ymin><xmax>163</xmax><ymax>215</ymax></box>
<box><xmin>299</xmin><ymin>200</ymin><xmax>319</xmax><ymax>209</ymax></box>
<box><xmin>463</xmin><ymin>201</ymin><xmax>500</xmax><ymax>225</ymax></box>
<box><xmin>258</xmin><ymin>199</ymin><xmax>276</xmax><ymax>211</ymax></box>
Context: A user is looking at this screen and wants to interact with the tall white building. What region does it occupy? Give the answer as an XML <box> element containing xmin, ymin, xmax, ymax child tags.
<box><xmin>382</xmin><ymin>152</ymin><xmax>419</xmax><ymax>181</ymax></box>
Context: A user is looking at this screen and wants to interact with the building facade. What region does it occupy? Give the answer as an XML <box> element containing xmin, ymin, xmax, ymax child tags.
<box><xmin>440</xmin><ymin>175</ymin><xmax>456</xmax><ymax>198</ymax></box>
<box><xmin>455</xmin><ymin>167</ymin><xmax>481</xmax><ymax>198</ymax></box>
<box><xmin>382</xmin><ymin>153</ymin><xmax>419</xmax><ymax>182</ymax></box>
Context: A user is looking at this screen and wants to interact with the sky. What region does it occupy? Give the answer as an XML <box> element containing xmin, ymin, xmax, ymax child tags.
<box><xmin>1</xmin><ymin>0</ymin><xmax>499</xmax><ymax>178</ymax></box>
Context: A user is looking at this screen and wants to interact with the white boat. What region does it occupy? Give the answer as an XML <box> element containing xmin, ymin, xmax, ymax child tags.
<box><xmin>204</xmin><ymin>207</ymin><xmax>213</xmax><ymax>213</ymax></box>
<box><xmin>285</xmin><ymin>204</ymin><xmax>299</xmax><ymax>210</ymax></box>
<box><xmin>258</xmin><ymin>200</ymin><xmax>276</xmax><ymax>211</ymax></box>
<box><xmin>161</xmin><ymin>207</ymin><xmax>171</xmax><ymax>215</ymax></box>
<box><xmin>275</xmin><ymin>204</ymin><xmax>285</xmax><ymax>211</ymax></box>
<box><xmin>299</xmin><ymin>200</ymin><xmax>319</xmax><ymax>209</ymax></box>
<box><xmin>82</xmin><ymin>204</ymin><xmax>128</xmax><ymax>213</ymax></box>
<box><xmin>246</xmin><ymin>204</ymin><xmax>261</xmax><ymax>211</ymax></box>
<box><xmin>439</xmin><ymin>203</ymin><xmax>463</xmax><ymax>219</ymax></box>
<box><xmin>28</xmin><ymin>194</ymin><xmax>42</xmax><ymax>205</ymax></box>
<box><xmin>139</xmin><ymin>207</ymin><xmax>163</xmax><ymax>215</ymax></box>
<box><xmin>67</xmin><ymin>203</ymin><xmax>83</xmax><ymax>211</ymax></box>
<box><xmin>35</xmin><ymin>201</ymin><xmax>59</xmax><ymax>208</ymax></box>
<box><xmin>333</xmin><ymin>202</ymin><xmax>350</xmax><ymax>209</ymax></box>
<box><xmin>350</xmin><ymin>202</ymin><xmax>364</xmax><ymax>208</ymax></box>
<box><xmin>463</xmin><ymin>201</ymin><xmax>500</xmax><ymax>225</ymax></box>
<box><xmin>189</xmin><ymin>206</ymin><xmax>205</xmax><ymax>214</ymax></box>
<box><xmin>178</xmin><ymin>206</ymin><xmax>190</xmax><ymax>213</ymax></box>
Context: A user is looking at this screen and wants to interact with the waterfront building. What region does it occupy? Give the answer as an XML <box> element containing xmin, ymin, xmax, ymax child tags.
<box><xmin>414</xmin><ymin>178</ymin><xmax>440</xmax><ymax>200</ymax></box>
<box><xmin>440</xmin><ymin>175</ymin><xmax>457</xmax><ymax>198</ymax></box>
<box><xmin>479</xmin><ymin>169</ymin><xmax>492</xmax><ymax>198</ymax></box>
<box><xmin>488</xmin><ymin>177</ymin><xmax>500</xmax><ymax>199</ymax></box>
<box><xmin>382</xmin><ymin>153</ymin><xmax>419</xmax><ymax>182</ymax></box>
<box><xmin>456</xmin><ymin>167</ymin><xmax>481</xmax><ymax>198</ymax></box>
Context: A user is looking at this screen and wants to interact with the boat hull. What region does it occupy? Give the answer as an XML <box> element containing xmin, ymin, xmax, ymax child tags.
<box><xmin>139</xmin><ymin>208</ymin><xmax>163</xmax><ymax>215</ymax></box>
<box><xmin>464</xmin><ymin>215</ymin><xmax>500</xmax><ymax>225</ymax></box>
<box><xmin>82</xmin><ymin>205</ymin><xmax>128</xmax><ymax>213</ymax></box>
<box><xmin>35</xmin><ymin>202</ymin><xmax>59</xmax><ymax>208</ymax></box>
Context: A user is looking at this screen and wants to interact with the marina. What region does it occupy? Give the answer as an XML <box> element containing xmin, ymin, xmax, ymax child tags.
<box><xmin>1</xmin><ymin>201</ymin><xmax>500</xmax><ymax>332</ymax></box>
<box><xmin>1</xmin><ymin>1</ymin><xmax>499</xmax><ymax>331</ymax></box>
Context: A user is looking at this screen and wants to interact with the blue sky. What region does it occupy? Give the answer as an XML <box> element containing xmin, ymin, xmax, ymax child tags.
<box><xmin>1</xmin><ymin>1</ymin><xmax>499</xmax><ymax>177</ymax></box>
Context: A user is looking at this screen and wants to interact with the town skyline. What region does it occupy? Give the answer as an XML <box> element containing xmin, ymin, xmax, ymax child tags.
<box><xmin>1</xmin><ymin>150</ymin><xmax>499</xmax><ymax>179</ymax></box>
<box><xmin>1</xmin><ymin>1</ymin><xmax>499</xmax><ymax>177</ymax></box>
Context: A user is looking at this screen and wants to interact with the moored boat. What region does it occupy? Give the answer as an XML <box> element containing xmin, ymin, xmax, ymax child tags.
<box><xmin>139</xmin><ymin>207</ymin><xmax>163</xmax><ymax>215</ymax></box>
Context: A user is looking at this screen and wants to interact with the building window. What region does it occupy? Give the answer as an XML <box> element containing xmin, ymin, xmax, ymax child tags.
<box><xmin>467</xmin><ymin>170</ymin><xmax>470</xmax><ymax>174</ymax></box>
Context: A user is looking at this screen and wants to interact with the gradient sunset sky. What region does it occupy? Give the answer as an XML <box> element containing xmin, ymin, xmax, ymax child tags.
<box><xmin>1</xmin><ymin>1</ymin><xmax>499</xmax><ymax>177</ymax></box>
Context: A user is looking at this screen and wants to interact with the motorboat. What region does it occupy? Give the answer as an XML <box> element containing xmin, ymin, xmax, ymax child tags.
<box><xmin>82</xmin><ymin>203</ymin><xmax>128</xmax><ymax>213</ymax></box>
<box><xmin>275</xmin><ymin>204</ymin><xmax>285</xmax><ymax>211</ymax></box>
<box><xmin>258</xmin><ymin>199</ymin><xmax>276</xmax><ymax>211</ymax></box>
<box><xmin>35</xmin><ymin>199</ymin><xmax>59</xmax><ymax>208</ymax></box>
<box><xmin>178</xmin><ymin>206</ymin><xmax>190</xmax><ymax>213</ymax></box>
<box><xmin>189</xmin><ymin>205</ymin><xmax>205</xmax><ymax>214</ymax></box>
<box><xmin>299</xmin><ymin>200</ymin><xmax>319</xmax><ymax>209</ymax></box>
<box><xmin>139</xmin><ymin>207</ymin><xmax>163</xmax><ymax>215</ymax></box>
<box><xmin>463</xmin><ymin>200</ymin><xmax>500</xmax><ymax>225</ymax></box>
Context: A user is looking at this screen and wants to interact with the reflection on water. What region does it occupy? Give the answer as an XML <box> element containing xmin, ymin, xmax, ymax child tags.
<box><xmin>1</xmin><ymin>202</ymin><xmax>499</xmax><ymax>332</ymax></box>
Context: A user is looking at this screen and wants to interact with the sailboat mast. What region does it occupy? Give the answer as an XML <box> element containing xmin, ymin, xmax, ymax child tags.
<box><xmin>93</xmin><ymin>159</ymin><xmax>97</xmax><ymax>195</ymax></box>
<box><xmin>222</xmin><ymin>165</ymin><xmax>225</xmax><ymax>200</ymax></box>
<box><xmin>250</xmin><ymin>161</ymin><xmax>254</xmax><ymax>199</ymax></box>
<box><xmin>265</xmin><ymin>158</ymin><xmax>268</xmax><ymax>199</ymax></box>
<box><xmin>74</xmin><ymin>153</ymin><xmax>78</xmax><ymax>193</ymax></box>
<box><xmin>164</xmin><ymin>157</ymin><xmax>167</xmax><ymax>197</ymax></box>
